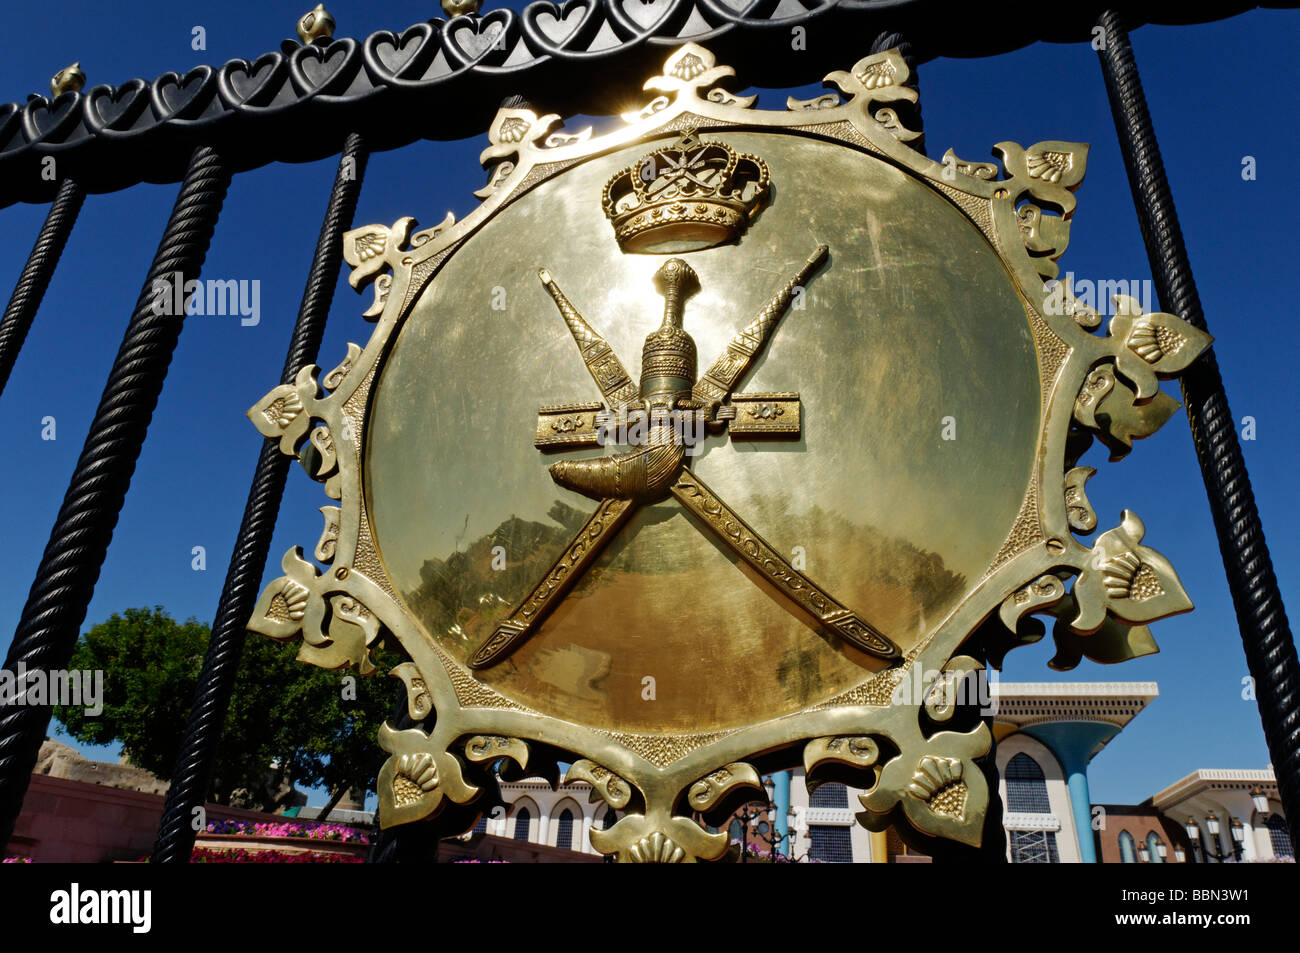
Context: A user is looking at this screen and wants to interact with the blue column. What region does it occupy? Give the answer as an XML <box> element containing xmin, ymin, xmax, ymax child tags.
<box><xmin>1065</xmin><ymin>768</ymin><xmax>1095</xmax><ymax>863</ymax></box>
<box><xmin>773</xmin><ymin>771</ymin><xmax>791</xmax><ymax>857</ymax></box>
<box><xmin>1022</xmin><ymin>722</ymin><xmax>1120</xmax><ymax>864</ymax></box>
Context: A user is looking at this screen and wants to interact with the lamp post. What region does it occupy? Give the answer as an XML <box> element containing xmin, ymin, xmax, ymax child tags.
<box><xmin>731</xmin><ymin>781</ymin><xmax>812</xmax><ymax>863</ymax></box>
<box><xmin>1173</xmin><ymin>845</ymin><xmax>1185</xmax><ymax>863</ymax></box>
<box><xmin>1156</xmin><ymin>840</ymin><xmax>1168</xmax><ymax>861</ymax></box>
<box><xmin>1251</xmin><ymin>786</ymin><xmax>1270</xmax><ymax>818</ymax></box>
<box><xmin>1138</xmin><ymin>844</ymin><xmax>1150</xmax><ymax>863</ymax></box>
<box><xmin>1186</xmin><ymin>812</ymin><xmax>1245</xmax><ymax>862</ymax></box>
<box><xmin>1231</xmin><ymin>817</ymin><xmax>1246</xmax><ymax>859</ymax></box>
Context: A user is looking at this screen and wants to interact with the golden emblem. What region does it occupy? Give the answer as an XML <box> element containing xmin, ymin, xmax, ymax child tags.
<box><xmin>244</xmin><ymin>43</ymin><xmax>1210</xmax><ymax>861</ymax></box>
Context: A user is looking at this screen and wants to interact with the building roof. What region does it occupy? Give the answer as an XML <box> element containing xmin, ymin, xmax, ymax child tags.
<box><xmin>1152</xmin><ymin>767</ymin><xmax>1278</xmax><ymax>809</ymax></box>
<box><xmin>991</xmin><ymin>681</ymin><xmax>1158</xmax><ymax>731</ymax></box>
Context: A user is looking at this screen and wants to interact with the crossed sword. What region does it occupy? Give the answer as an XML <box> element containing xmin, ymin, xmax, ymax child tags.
<box><xmin>468</xmin><ymin>245</ymin><xmax>901</xmax><ymax>669</ymax></box>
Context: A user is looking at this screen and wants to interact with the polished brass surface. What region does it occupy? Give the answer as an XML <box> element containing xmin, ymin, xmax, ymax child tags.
<box><xmin>440</xmin><ymin>0</ymin><xmax>482</xmax><ymax>17</ymax></box>
<box><xmin>296</xmin><ymin>4</ymin><xmax>334</xmax><ymax>44</ymax></box>
<box><xmin>245</xmin><ymin>43</ymin><xmax>1210</xmax><ymax>860</ymax></box>
<box><xmin>50</xmin><ymin>63</ymin><xmax>85</xmax><ymax>97</ymax></box>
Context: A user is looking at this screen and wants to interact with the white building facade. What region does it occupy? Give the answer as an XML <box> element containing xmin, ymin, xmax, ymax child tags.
<box><xmin>1152</xmin><ymin>768</ymin><xmax>1292</xmax><ymax>863</ymax></box>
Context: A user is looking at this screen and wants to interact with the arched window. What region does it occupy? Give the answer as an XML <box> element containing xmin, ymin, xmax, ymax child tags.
<box><xmin>555</xmin><ymin>809</ymin><xmax>574</xmax><ymax>850</ymax></box>
<box><xmin>1118</xmin><ymin>830</ymin><xmax>1137</xmax><ymax>863</ymax></box>
<box><xmin>1005</xmin><ymin>753</ymin><xmax>1051</xmax><ymax>813</ymax></box>
<box><xmin>809</xmin><ymin>782</ymin><xmax>849</xmax><ymax>808</ymax></box>
<box><xmin>1267</xmin><ymin>814</ymin><xmax>1294</xmax><ymax>859</ymax></box>
<box><xmin>513</xmin><ymin>806</ymin><xmax>531</xmax><ymax>841</ymax></box>
<box><xmin>1146</xmin><ymin>832</ymin><xmax>1165</xmax><ymax>864</ymax></box>
<box><xmin>728</xmin><ymin>818</ymin><xmax>743</xmax><ymax>842</ymax></box>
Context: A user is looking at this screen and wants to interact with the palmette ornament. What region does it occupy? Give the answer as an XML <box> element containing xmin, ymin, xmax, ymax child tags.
<box><xmin>244</xmin><ymin>43</ymin><xmax>1209</xmax><ymax>860</ymax></box>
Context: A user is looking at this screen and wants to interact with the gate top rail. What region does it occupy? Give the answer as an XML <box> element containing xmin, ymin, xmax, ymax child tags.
<box><xmin>0</xmin><ymin>0</ymin><xmax>1289</xmax><ymax>208</ymax></box>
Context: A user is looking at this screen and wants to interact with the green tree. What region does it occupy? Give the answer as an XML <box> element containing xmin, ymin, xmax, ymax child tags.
<box><xmin>55</xmin><ymin>606</ymin><xmax>397</xmax><ymax>813</ymax></box>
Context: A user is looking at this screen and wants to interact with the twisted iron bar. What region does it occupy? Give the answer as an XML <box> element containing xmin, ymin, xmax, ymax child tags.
<box><xmin>1098</xmin><ymin>9</ymin><xmax>1300</xmax><ymax>850</ymax></box>
<box><xmin>0</xmin><ymin>177</ymin><xmax>85</xmax><ymax>397</ymax></box>
<box><xmin>0</xmin><ymin>146</ymin><xmax>230</xmax><ymax>851</ymax></box>
<box><xmin>153</xmin><ymin>132</ymin><xmax>370</xmax><ymax>863</ymax></box>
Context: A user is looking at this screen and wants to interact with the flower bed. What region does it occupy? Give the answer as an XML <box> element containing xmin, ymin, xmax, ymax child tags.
<box><xmin>204</xmin><ymin>819</ymin><xmax>369</xmax><ymax>843</ymax></box>
<box><xmin>191</xmin><ymin>818</ymin><xmax>371</xmax><ymax>862</ymax></box>
<box><xmin>192</xmin><ymin>847</ymin><xmax>362</xmax><ymax>863</ymax></box>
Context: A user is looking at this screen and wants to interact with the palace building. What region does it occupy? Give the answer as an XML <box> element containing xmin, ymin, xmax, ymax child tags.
<box><xmin>486</xmin><ymin>680</ymin><xmax>1293</xmax><ymax>862</ymax></box>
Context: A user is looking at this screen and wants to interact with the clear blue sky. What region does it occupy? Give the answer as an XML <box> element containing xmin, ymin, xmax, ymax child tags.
<box><xmin>0</xmin><ymin>2</ymin><xmax>1296</xmax><ymax>808</ymax></box>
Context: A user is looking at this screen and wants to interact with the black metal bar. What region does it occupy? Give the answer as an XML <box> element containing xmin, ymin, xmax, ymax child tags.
<box><xmin>1097</xmin><ymin>9</ymin><xmax>1300</xmax><ymax>849</ymax></box>
<box><xmin>0</xmin><ymin>146</ymin><xmax>230</xmax><ymax>851</ymax></box>
<box><xmin>152</xmin><ymin>132</ymin><xmax>370</xmax><ymax>863</ymax></box>
<box><xmin>0</xmin><ymin>177</ymin><xmax>84</xmax><ymax>397</ymax></box>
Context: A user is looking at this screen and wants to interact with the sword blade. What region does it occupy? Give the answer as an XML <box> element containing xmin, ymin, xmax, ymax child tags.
<box><xmin>468</xmin><ymin>497</ymin><xmax>638</xmax><ymax>669</ymax></box>
<box><xmin>670</xmin><ymin>470</ymin><xmax>901</xmax><ymax>662</ymax></box>
<box><xmin>692</xmin><ymin>243</ymin><xmax>828</xmax><ymax>408</ymax></box>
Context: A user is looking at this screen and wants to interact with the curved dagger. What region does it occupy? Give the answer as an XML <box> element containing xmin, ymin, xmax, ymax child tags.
<box><xmin>670</xmin><ymin>469</ymin><xmax>901</xmax><ymax>662</ymax></box>
<box><xmin>539</xmin><ymin>268</ymin><xmax>640</xmax><ymax>411</ymax></box>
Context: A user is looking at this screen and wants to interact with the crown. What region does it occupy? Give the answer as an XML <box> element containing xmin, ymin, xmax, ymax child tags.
<box><xmin>602</xmin><ymin>130</ymin><xmax>770</xmax><ymax>254</ymax></box>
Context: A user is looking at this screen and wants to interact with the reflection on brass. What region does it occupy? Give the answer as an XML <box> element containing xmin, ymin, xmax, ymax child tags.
<box><xmin>467</xmin><ymin>498</ymin><xmax>636</xmax><ymax>668</ymax></box>
<box><xmin>243</xmin><ymin>42</ymin><xmax>1212</xmax><ymax>860</ymax></box>
<box><xmin>671</xmin><ymin>470</ymin><xmax>899</xmax><ymax>660</ymax></box>
<box><xmin>470</xmin><ymin>244</ymin><xmax>897</xmax><ymax>668</ymax></box>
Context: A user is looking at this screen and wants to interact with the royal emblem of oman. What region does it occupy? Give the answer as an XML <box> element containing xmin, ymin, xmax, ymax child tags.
<box><xmin>245</xmin><ymin>44</ymin><xmax>1210</xmax><ymax>861</ymax></box>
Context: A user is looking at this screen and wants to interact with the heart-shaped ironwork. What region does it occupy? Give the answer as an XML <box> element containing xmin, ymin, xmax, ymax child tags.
<box><xmin>610</xmin><ymin>0</ymin><xmax>682</xmax><ymax>33</ymax></box>
<box><xmin>83</xmin><ymin>78</ymin><xmax>152</xmax><ymax>136</ymax></box>
<box><xmin>364</xmin><ymin>23</ymin><xmax>441</xmax><ymax>86</ymax></box>
<box><xmin>151</xmin><ymin>67</ymin><xmax>217</xmax><ymax>123</ymax></box>
<box><xmin>218</xmin><ymin>52</ymin><xmax>289</xmax><ymax>110</ymax></box>
<box><xmin>524</xmin><ymin>0</ymin><xmax>602</xmax><ymax>53</ymax></box>
<box><xmin>442</xmin><ymin>9</ymin><xmax>516</xmax><ymax>67</ymax></box>
<box><xmin>290</xmin><ymin>38</ymin><xmax>361</xmax><ymax>98</ymax></box>
<box><xmin>21</xmin><ymin>94</ymin><xmax>81</xmax><ymax>145</ymax></box>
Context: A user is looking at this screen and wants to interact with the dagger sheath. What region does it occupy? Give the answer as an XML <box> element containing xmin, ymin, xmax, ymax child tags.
<box><xmin>538</xmin><ymin>268</ymin><xmax>639</xmax><ymax>410</ymax></box>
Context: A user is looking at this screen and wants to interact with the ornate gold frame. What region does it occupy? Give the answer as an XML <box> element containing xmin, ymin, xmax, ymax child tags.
<box><xmin>244</xmin><ymin>44</ymin><xmax>1210</xmax><ymax>861</ymax></box>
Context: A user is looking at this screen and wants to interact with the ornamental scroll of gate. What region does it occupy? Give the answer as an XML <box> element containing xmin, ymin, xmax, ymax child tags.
<box><xmin>243</xmin><ymin>44</ymin><xmax>1209</xmax><ymax>861</ymax></box>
